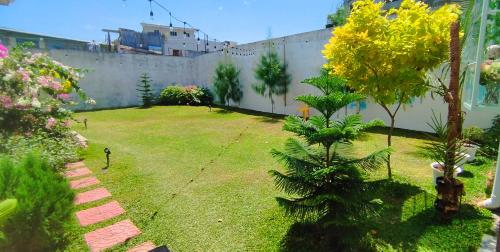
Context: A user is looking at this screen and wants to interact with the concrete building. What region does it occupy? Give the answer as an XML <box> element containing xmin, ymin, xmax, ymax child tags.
<box><xmin>112</xmin><ymin>23</ymin><xmax>236</xmax><ymax>57</ymax></box>
<box><xmin>0</xmin><ymin>0</ymin><xmax>14</xmax><ymax>6</ymax></box>
<box><xmin>0</xmin><ymin>27</ymin><xmax>88</xmax><ymax>50</ymax></box>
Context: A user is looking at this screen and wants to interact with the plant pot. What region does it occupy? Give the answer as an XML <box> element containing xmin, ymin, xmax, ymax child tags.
<box><xmin>455</xmin><ymin>152</ymin><xmax>471</xmax><ymax>167</ymax></box>
<box><xmin>430</xmin><ymin>162</ymin><xmax>462</xmax><ymax>186</ymax></box>
<box><xmin>461</xmin><ymin>143</ymin><xmax>479</xmax><ymax>161</ymax></box>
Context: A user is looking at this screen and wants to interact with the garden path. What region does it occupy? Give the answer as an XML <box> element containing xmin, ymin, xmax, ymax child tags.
<box><xmin>65</xmin><ymin>161</ymin><xmax>157</xmax><ymax>252</ymax></box>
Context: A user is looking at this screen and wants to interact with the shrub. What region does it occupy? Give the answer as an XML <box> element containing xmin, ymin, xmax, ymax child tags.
<box><xmin>0</xmin><ymin>131</ymin><xmax>80</xmax><ymax>170</ymax></box>
<box><xmin>483</xmin><ymin>115</ymin><xmax>500</xmax><ymax>157</ymax></box>
<box><xmin>0</xmin><ymin>154</ymin><xmax>74</xmax><ymax>251</ymax></box>
<box><xmin>159</xmin><ymin>85</ymin><xmax>213</xmax><ymax>106</ymax></box>
<box><xmin>0</xmin><ymin>43</ymin><xmax>91</xmax><ymax>136</ymax></box>
<box><xmin>463</xmin><ymin>126</ymin><xmax>485</xmax><ymax>144</ymax></box>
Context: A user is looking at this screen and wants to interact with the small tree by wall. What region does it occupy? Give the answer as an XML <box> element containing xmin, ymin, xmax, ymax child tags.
<box><xmin>323</xmin><ymin>0</ymin><xmax>460</xmax><ymax>178</ymax></box>
<box><xmin>213</xmin><ymin>62</ymin><xmax>243</xmax><ymax>106</ymax></box>
<box><xmin>137</xmin><ymin>73</ymin><xmax>154</xmax><ymax>108</ymax></box>
<box><xmin>253</xmin><ymin>49</ymin><xmax>291</xmax><ymax>113</ymax></box>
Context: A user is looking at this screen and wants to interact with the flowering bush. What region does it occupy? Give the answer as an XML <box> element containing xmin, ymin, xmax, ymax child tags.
<box><xmin>159</xmin><ymin>85</ymin><xmax>213</xmax><ymax>106</ymax></box>
<box><xmin>0</xmin><ymin>43</ymin><xmax>93</xmax><ymax>135</ymax></box>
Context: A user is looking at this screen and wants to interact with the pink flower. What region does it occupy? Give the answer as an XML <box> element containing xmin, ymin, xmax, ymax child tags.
<box><xmin>0</xmin><ymin>95</ymin><xmax>13</xmax><ymax>109</ymax></box>
<box><xmin>17</xmin><ymin>68</ymin><xmax>30</xmax><ymax>82</ymax></box>
<box><xmin>0</xmin><ymin>43</ymin><xmax>8</xmax><ymax>58</ymax></box>
<box><xmin>49</xmin><ymin>80</ymin><xmax>62</xmax><ymax>91</ymax></box>
<box><xmin>63</xmin><ymin>120</ymin><xmax>72</xmax><ymax>127</ymax></box>
<box><xmin>37</xmin><ymin>76</ymin><xmax>51</xmax><ymax>87</ymax></box>
<box><xmin>57</xmin><ymin>93</ymin><xmax>70</xmax><ymax>101</ymax></box>
<box><xmin>45</xmin><ymin>117</ymin><xmax>56</xmax><ymax>129</ymax></box>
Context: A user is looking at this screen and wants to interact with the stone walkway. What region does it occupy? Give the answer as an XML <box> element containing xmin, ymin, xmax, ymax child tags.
<box><xmin>65</xmin><ymin>161</ymin><xmax>155</xmax><ymax>252</ymax></box>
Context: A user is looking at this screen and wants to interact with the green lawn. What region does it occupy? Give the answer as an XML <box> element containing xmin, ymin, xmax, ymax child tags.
<box><xmin>66</xmin><ymin>106</ymin><xmax>494</xmax><ymax>251</ymax></box>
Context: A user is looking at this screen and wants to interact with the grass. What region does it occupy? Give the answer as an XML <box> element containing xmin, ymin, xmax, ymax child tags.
<box><xmin>66</xmin><ymin>106</ymin><xmax>494</xmax><ymax>251</ymax></box>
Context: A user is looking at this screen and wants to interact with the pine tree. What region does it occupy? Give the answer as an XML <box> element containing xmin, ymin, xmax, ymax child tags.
<box><xmin>269</xmin><ymin>73</ymin><xmax>390</xmax><ymax>224</ymax></box>
<box><xmin>137</xmin><ymin>73</ymin><xmax>154</xmax><ymax>108</ymax></box>
<box><xmin>253</xmin><ymin>50</ymin><xmax>290</xmax><ymax>113</ymax></box>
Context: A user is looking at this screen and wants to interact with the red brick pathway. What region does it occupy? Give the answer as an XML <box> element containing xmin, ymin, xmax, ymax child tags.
<box><xmin>70</xmin><ymin>176</ymin><xmax>100</xmax><ymax>190</ymax></box>
<box><xmin>76</xmin><ymin>201</ymin><xmax>125</xmax><ymax>226</ymax></box>
<box><xmin>127</xmin><ymin>241</ymin><xmax>156</xmax><ymax>252</ymax></box>
<box><xmin>65</xmin><ymin>167</ymin><xmax>92</xmax><ymax>178</ymax></box>
<box><xmin>74</xmin><ymin>187</ymin><xmax>111</xmax><ymax>205</ymax></box>
<box><xmin>68</xmin><ymin>161</ymin><xmax>155</xmax><ymax>251</ymax></box>
<box><xmin>84</xmin><ymin>219</ymin><xmax>141</xmax><ymax>252</ymax></box>
<box><xmin>65</xmin><ymin>161</ymin><xmax>86</xmax><ymax>170</ymax></box>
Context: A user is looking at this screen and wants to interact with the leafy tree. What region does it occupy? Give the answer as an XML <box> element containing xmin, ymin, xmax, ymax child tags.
<box><xmin>137</xmin><ymin>73</ymin><xmax>154</xmax><ymax>107</ymax></box>
<box><xmin>253</xmin><ymin>50</ymin><xmax>291</xmax><ymax>113</ymax></box>
<box><xmin>213</xmin><ymin>62</ymin><xmax>243</xmax><ymax>106</ymax></box>
<box><xmin>269</xmin><ymin>74</ymin><xmax>389</xmax><ymax>224</ymax></box>
<box><xmin>327</xmin><ymin>5</ymin><xmax>348</xmax><ymax>28</ymax></box>
<box><xmin>323</xmin><ymin>0</ymin><xmax>459</xmax><ymax>178</ymax></box>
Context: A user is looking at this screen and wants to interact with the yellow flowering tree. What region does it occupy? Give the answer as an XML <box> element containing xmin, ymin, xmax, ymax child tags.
<box><xmin>323</xmin><ymin>0</ymin><xmax>459</xmax><ymax>178</ymax></box>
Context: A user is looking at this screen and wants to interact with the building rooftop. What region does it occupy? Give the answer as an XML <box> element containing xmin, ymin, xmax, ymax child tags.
<box><xmin>140</xmin><ymin>22</ymin><xmax>199</xmax><ymax>32</ymax></box>
<box><xmin>0</xmin><ymin>26</ymin><xmax>89</xmax><ymax>43</ymax></box>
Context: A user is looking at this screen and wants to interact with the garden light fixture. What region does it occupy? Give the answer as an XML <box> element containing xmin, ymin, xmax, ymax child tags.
<box><xmin>104</xmin><ymin>147</ymin><xmax>111</xmax><ymax>169</ymax></box>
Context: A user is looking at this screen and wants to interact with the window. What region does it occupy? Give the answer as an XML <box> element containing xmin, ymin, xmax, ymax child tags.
<box><xmin>154</xmin><ymin>29</ymin><xmax>160</xmax><ymax>33</ymax></box>
<box><xmin>170</xmin><ymin>31</ymin><xmax>177</xmax><ymax>37</ymax></box>
<box><xmin>185</xmin><ymin>33</ymin><xmax>190</xmax><ymax>38</ymax></box>
<box><xmin>172</xmin><ymin>49</ymin><xmax>182</xmax><ymax>57</ymax></box>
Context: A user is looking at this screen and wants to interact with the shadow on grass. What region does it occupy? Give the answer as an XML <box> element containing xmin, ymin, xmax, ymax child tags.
<box><xmin>279</xmin><ymin>179</ymin><xmax>490</xmax><ymax>251</ymax></box>
<box><xmin>367</xmin><ymin>126</ymin><xmax>433</xmax><ymax>140</ymax></box>
<box><xmin>458</xmin><ymin>170</ymin><xmax>475</xmax><ymax>178</ymax></box>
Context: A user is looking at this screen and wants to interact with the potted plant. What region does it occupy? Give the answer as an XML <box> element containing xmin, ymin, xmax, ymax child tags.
<box><xmin>422</xmin><ymin>113</ymin><xmax>466</xmax><ymax>185</ymax></box>
<box><xmin>461</xmin><ymin>126</ymin><xmax>484</xmax><ymax>161</ymax></box>
<box><xmin>479</xmin><ymin>60</ymin><xmax>500</xmax><ymax>105</ymax></box>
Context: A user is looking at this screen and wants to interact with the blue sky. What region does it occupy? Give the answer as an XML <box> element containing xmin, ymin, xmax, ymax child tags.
<box><xmin>0</xmin><ymin>0</ymin><xmax>341</xmax><ymax>44</ymax></box>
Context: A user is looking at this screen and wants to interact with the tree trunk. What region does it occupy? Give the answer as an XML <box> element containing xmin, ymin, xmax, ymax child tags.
<box><xmin>380</xmin><ymin>102</ymin><xmax>402</xmax><ymax>179</ymax></box>
<box><xmin>387</xmin><ymin>115</ymin><xmax>395</xmax><ymax>179</ymax></box>
<box><xmin>446</xmin><ymin>21</ymin><xmax>461</xmax><ymax>180</ymax></box>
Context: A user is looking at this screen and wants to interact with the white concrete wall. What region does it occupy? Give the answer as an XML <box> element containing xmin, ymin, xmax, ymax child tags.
<box><xmin>44</xmin><ymin>50</ymin><xmax>196</xmax><ymax>110</ymax></box>
<box><xmin>45</xmin><ymin>29</ymin><xmax>496</xmax><ymax>132</ymax></box>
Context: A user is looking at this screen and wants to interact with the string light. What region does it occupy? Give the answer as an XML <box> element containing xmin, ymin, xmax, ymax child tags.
<box><xmin>149</xmin><ymin>0</ymin><xmax>154</xmax><ymax>18</ymax></box>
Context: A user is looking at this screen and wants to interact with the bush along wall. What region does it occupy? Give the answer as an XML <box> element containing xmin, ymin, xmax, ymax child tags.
<box><xmin>159</xmin><ymin>85</ymin><xmax>213</xmax><ymax>106</ymax></box>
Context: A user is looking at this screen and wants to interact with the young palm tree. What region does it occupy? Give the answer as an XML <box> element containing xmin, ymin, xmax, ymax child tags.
<box><xmin>269</xmin><ymin>74</ymin><xmax>390</xmax><ymax>223</ymax></box>
<box><xmin>213</xmin><ymin>63</ymin><xmax>242</xmax><ymax>106</ymax></box>
<box><xmin>253</xmin><ymin>50</ymin><xmax>290</xmax><ymax>113</ymax></box>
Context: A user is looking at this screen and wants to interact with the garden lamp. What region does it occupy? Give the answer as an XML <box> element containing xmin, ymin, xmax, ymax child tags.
<box><xmin>104</xmin><ymin>147</ymin><xmax>111</xmax><ymax>169</ymax></box>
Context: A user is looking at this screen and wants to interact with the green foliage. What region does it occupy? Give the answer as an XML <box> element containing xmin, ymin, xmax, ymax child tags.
<box><xmin>213</xmin><ymin>62</ymin><xmax>243</xmax><ymax>105</ymax></box>
<box><xmin>253</xmin><ymin>49</ymin><xmax>291</xmax><ymax>112</ymax></box>
<box><xmin>462</xmin><ymin>126</ymin><xmax>485</xmax><ymax>144</ymax></box>
<box><xmin>419</xmin><ymin>112</ymin><xmax>467</xmax><ymax>178</ymax></box>
<box><xmin>0</xmin><ymin>131</ymin><xmax>80</xmax><ymax>170</ymax></box>
<box><xmin>159</xmin><ymin>85</ymin><xmax>213</xmax><ymax>106</ymax></box>
<box><xmin>269</xmin><ymin>74</ymin><xmax>389</xmax><ymax>224</ymax></box>
<box><xmin>327</xmin><ymin>6</ymin><xmax>348</xmax><ymax>28</ymax></box>
<box><xmin>482</xmin><ymin>115</ymin><xmax>500</xmax><ymax>157</ymax></box>
<box><xmin>486</xmin><ymin>0</ymin><xmax>500</xmax><ymax>45</ymax></box>
<box><xmin>0</xmin><ymin>154</ymin><xmax>74</xmax><ymax>251</ymax></box>
<box><xmin>0</xmin><ymin>199</ymin><xmax>16</xmax><ymax>225</ymax></box>
<box><xmin>137</xmin><ymin>73</ymin><xmax>154</xmax><ymax>107</ymax></box>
